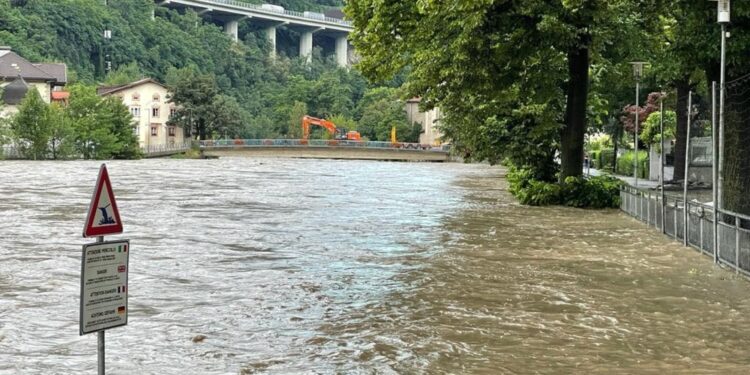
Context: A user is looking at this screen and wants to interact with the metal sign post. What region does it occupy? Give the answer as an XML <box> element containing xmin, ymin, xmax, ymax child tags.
<box><xmin>80</xmin><ymin>164</ymin><xmax>128</xmax><ymax>375</ymax></box>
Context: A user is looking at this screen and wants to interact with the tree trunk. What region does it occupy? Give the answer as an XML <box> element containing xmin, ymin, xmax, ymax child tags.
<box><xmin>673</xmin><ymin>77</ymin><xmax>690</xmax><ymax>182</ymax></box>
<box><xmin>721</xmin><ymin>76</ymin><xmax>750</xmax><ymax>216</ymax></box>
<box><xmin>198</xmin><ymin>120</ymin><xmax>207</xmax><ymax>141</ymax></box>
<box><xmin>560</xmin><ymin>41</ymin><xmax>590</xmax><ymax>181</ymax></box>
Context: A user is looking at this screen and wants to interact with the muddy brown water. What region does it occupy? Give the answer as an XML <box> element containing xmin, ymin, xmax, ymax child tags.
<box><xmin>0</xmin><ymin>158</ymin><xmax>748</xmax><ymax>374</ymax></box>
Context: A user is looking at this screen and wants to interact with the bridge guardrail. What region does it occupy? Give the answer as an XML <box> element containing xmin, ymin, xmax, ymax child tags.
<box><xmin>196</xmin><ymin>0</ymin><xmax>353</xmax><ymax>27</ymax></box>
<box><xmin>141</xmin><ymin>142</ymin><xmax>193</xmax><ymax>155</ymax></box>
<box><xmin>199</xmin><ymin>139</ymin><xmax>451</xmax><ymax>152</ymax></box>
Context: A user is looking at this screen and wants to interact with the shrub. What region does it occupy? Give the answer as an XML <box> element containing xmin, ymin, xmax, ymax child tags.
<box><xmin>507</xmin><ymin>165</ymin><xmax>535</xmax><ymax>197</ymax></box>
<box><xmin>508</xmin><ymin>165</ymin><xmax>623</xmax><ymax>208</ymax></box>
<box><xmin>599</xmin><ymin>149</ymin><xmax>615</xmax><ymax>171</ymax></box>
<box><xmin>616</xmin><ymin>150</ymin><xmax>648</xmax><ymax>178</ymax></box>
<box><xmin>561</xmin><ymin>175</ymin><xmax>623</xmax><ymax>208</ymax></box>
<box><xmin>517</xmin><ymin>179</ymin><xmax>562</xmax><ymax>206</ymax></box>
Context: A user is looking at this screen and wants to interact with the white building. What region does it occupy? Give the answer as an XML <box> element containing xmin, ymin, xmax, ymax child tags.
<box><xmin>406</xmin><ymin>97</ymin><xmax>443</xmax><ymax>146</ymax></box>
<box><xmin>97</xmin><ymin>78</ymin><xmax>189</xmax><ymax>148</ymax></box>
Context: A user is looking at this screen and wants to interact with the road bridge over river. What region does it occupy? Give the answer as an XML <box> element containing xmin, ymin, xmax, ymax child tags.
<box><xmin>154</xmin><ymin>0</ymin><xmax>354</xmax><ymax>66</ymax></box>
<box><xmin>199</xmin><ymin>139</ymin><xmax>452</xmax><ymax>162</ymax></box>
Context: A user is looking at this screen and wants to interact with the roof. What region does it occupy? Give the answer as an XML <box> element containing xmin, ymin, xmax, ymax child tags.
<box><xmin>2</xmin><ymin>76</ymin><xmax>29</xmax><ymax>105</ymax></box>
<box><xmin>97</xmin><ymin>78</ymin><xmax>166</xmax><ymax>96</ymax></box>
<box><xmin>0</xmin><ymin>50</ymin><xmax>56</xmax><ymax>82</ymax></box>
<box><xmin>33</xmin><ymin>63</ymin><xmax>67</xmax><ymax>84</ymax></box>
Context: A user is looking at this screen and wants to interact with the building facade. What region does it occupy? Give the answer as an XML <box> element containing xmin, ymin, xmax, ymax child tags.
<box><xmin>97</xmin><ymin>79</ymin><xmax>188</xmax><ymax>148</ymax></box>
<box><xmin>406</xmin><ymin>97</ymin><xmax>443</xmax><ymax>146</ymax></box>
<box><xmin>0</xmin><ymin>46</ymin><xmax>67</xmax><ymax>117</ymax></box>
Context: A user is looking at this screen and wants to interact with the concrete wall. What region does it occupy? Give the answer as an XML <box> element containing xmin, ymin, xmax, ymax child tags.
<box><xmin>649</xmin><ymin>139</ymin><xmax>673</xmax><ymax>181</ymax></box>
<box><xmin>203</xmin><ymin>147</ymin><xmax>450</xmax><ymax>162</ymax></box>
<box><xmin>406</xmin><ymin>100</ymin><xmax>443</xmax><ymax>146</ymax></box>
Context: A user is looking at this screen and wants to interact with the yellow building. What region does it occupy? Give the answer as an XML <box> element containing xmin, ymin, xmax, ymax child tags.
<box><xmin>406</xmin><ymin>97</ymin><xmax>443</xmax><ymax>146</ymax></box>
<box><xmin>0</xmin><ymin>46</ymin><xmax>68</xmax><ymax>117</ymax></box>
<box><xmin>97</xmin><ymin>78</ymin><xmax>189</xmax><ymax>148</ymax></box>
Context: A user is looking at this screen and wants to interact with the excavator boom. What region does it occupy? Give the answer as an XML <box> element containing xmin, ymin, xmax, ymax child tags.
<box><xmin>301</xmin><ymin>115</ymin><xmax>361</xmax><ymax>141</ymax></box>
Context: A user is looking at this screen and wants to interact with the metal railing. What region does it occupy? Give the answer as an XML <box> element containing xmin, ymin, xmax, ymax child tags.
<box><xmin>174</xmin><ymin>0</ymin><xmax>353</xmax><ymax>27</ymax></box>
<box><xmin>621</xmin><ymin>185</ymin><xmax>750</xmax><ymax>277</ymax></box>
<box><xmin>141</xmin><ymin>141</ymin><xmax>193</xmax><ymax>155</ymax></box>
<box><xmin>199</xmin><ymin>139</ymin><xmax>451</xmax><ymax>152</ymax></box>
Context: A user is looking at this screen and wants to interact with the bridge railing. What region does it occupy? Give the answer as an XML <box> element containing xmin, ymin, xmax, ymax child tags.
<box><xmin>199</xmin><ymin>139</ymin><xmax>451</xmax><ymax>152</ymax></box>
<box><xmin>194</xmin><ymin>0</ymin><xmax>353</xmax><ymax>27</ymax></box>
<box><xmin>141</xmin><ymin>141</ymin><xmax>193</xmax><ymax>156</ymax></box>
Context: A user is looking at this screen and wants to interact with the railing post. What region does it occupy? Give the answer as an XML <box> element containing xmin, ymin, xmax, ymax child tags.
<box><xmin>683</xmin><ymin>91</ymin><xmax>692</xmax><ymax>247</ymax></box>
<box><xmin>673</xmin><ymin>201</ymin><xmax>678</xmax><ymax>239</ymax></box>
<box><xmin>700</xmin><ymin>211</ymin><xmax>704</xmax><ymax>252</ymax></box>
<box><xmin>660</xmin><ymin>95</ymin><xmax>666</xmax><ymax>234</ymax></box>
<box><xmin>736</xmin><ymin>216</ymin><xmax>741</xmax><ymax>274</ymax></box>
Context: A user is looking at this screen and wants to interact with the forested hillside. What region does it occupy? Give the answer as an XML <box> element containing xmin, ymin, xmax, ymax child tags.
<box><xmin>0</xmin><ymin>0</ymin><xmax>415</xmax><ymax>141</ymax></box>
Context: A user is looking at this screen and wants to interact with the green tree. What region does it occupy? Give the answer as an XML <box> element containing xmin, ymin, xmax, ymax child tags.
<box><xmin>640</xmin><ymin>110</ymin><xmax>676</xmax><ymax>147</ymax></box>
<box><xmin>358</xmin><ymin>95</ymin><xmax>409</xmax><ymax>142</ymax></box>
<box><xmin>97</xmin><ymin>96</ymin><xmax>141</xmax><ymax>159</ymax></box>
<box><xmin>66</xmin><ymin>84</ymin><xmax>137</xmax><ymax>159</ymax></box>
<box><xmin>288</xmin><ymin>101</ymin><xmax>308</xmax><ymax>138</ymax></box>
<box><xmin>104</xmin><ymin>62</ymin><xmax>143</xmax><ymax>86</ymax></box>
<box><xmin>346</xmin><ymin>0</ymin><xmax>663</xmax><ymax>181</ymax></box>
<box><xmin>11</xmin><ymin>87</ymin><xmax>51</xmax><ymax>160</ymax></box>
<box><xmin>167</xmin><ymin>67</ymin><xmax>238</xmax><ymax>140</ymax></box>
<box><xmin>47</xmin><ymin>103</ymin><xmax>75</xmax><ymax>159</ymax></box>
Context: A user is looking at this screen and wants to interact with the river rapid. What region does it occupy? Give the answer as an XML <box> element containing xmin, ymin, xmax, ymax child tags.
<box><xmin>1</xmin><ymin>158</ymin><xmax>749</xmax><ymax>374</ymax></box>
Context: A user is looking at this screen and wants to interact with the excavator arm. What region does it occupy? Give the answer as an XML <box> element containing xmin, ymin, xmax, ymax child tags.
<box><xmin>302</xmin><ymin>115</ymin><xmax>338</xmax><ymax>139</ymax></box>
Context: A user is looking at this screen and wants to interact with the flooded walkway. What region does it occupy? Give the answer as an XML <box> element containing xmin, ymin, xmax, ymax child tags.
<box><xmin>0</xmin><ymin>159</ymin><xmax>749</xmax><ymax>373</ymax></box>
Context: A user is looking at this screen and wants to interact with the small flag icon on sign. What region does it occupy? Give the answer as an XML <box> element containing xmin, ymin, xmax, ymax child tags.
<box><xmin>117</xmin><ymin>306</ymin><xmax>126</xmax><ymax>315</ymax></box>
<box><xmin>117</xmin><ymin>286</ymin><xmax>126</xmax><ymax>293</ymax></box>
<box><xmin>118</xmin><ymin>265</ymin><xmax>126</xmax><ymax>273</ymax></box>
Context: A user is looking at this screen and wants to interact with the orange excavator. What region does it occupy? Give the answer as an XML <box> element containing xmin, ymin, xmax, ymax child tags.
<box><xmin>301</xmin><ymin>115</ymin><xmax>361</xmax><ymax>142</ymax></box>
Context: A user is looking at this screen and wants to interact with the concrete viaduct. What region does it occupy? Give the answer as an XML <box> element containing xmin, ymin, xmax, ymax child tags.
<box><xmin>154</xmin><ymin>0</ymin><xmax>354</xmax><ymax>67</ymax></box>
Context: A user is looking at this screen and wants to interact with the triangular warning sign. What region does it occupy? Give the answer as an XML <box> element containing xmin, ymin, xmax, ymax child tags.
<box><xmin>83</xmin><ymin>164</ymin><xmax>123</xmax><ymax>237</ymax></box>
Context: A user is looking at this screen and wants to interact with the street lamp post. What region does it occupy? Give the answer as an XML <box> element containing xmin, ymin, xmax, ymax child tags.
<box><xmin>631</xmin><ymin>62</ymin><xmax>646</xmax><ymax>187</ymax></box>
<box><xmin>103</xmin><ymin>28</ymin><xmax>112</xmax><ymax>74</ymax></box>
<box><xmin>711</xmin><ymin>0</ymin><xmax>729</xmax><ymax>213</ymax></box>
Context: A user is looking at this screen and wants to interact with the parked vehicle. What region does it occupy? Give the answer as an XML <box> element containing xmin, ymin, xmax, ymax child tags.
<box><xmin>303</xmin><ymin>11</ymin><xmax>325</xmax><ymax>20</ymax></box>
<box><xmin>261</xmin><ymin>4</ymin><xmax>284</xmax><ymax>13</ymax></box>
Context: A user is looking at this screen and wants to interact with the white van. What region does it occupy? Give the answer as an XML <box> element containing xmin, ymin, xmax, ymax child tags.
<box><xmin>261</xmin><ymin>4</ymin><xmax>284</xmax><ymax>13</ymax></box>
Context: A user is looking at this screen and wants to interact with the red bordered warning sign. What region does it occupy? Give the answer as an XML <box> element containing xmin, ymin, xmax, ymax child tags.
<box><xmin>83</xmin><ymin>164</ymin><xmax>123</xmax><ymax>237</ymax></box>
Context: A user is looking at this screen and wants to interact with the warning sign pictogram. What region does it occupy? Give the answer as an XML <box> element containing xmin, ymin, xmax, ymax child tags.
<box><xmin>83</xmin><ymin>164</ymin><xmax>123</xmax><ymax>237</ymax></box>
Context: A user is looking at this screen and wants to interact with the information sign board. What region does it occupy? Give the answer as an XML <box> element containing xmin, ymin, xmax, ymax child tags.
<box><xmin>80</xmin><ymin>240</ymin><xmax>129</xmax><ymax>335</ymax></box>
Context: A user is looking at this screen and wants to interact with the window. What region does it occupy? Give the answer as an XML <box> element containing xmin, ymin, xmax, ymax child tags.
<box><xmin>150</xmin><ymin>125</ymin><xmax>158</xmax><ymax>136</ymax></box>
<box><xmin>168</xmin><ymin>126</ymin><xmax>176</xmax><ymax>137</ymax></box>
<box><xmin>169</xmin><ymin>108</ymin><xmax>176</xmax><ymax>118</ymax></box>
<box><xmin>130</xmin><ymin>107</ymin><xmax>140</xmax><ymax>118</ymax></box>
<box><xmin>133</xmin><ymin>126</ymin><xmax>139</xmax><ymax>136</ymax></box>
<box><xmin>153</xmin><ymin>93</ymin><xmax>160</xmax><ymax>101</ymax></box>
<box><xmin>132</xmin><ymin>93</ymin><xmax>140</xmax><ymax>101</ymax></box>
<box><xmin>152</xmin><ymin>107</ymin><xmax>160</xmax><ymax>118</ymax></box>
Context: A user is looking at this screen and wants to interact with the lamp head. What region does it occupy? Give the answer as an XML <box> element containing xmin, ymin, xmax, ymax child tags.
<box><xmin>630</xmin><ymin>62</ymin><xmax>647</xmax><ymax>80</ymax></box>
<box><xmin>710</xmin><ymin>0</ymin><xmax>730</xmax><ymax>23</ymax></box>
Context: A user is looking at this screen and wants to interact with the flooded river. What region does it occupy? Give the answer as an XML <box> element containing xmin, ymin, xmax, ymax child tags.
<box><xmin>1</xmin><ymin>158</ymin><xmax>750</xmax><ymax>374</ymax></box>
